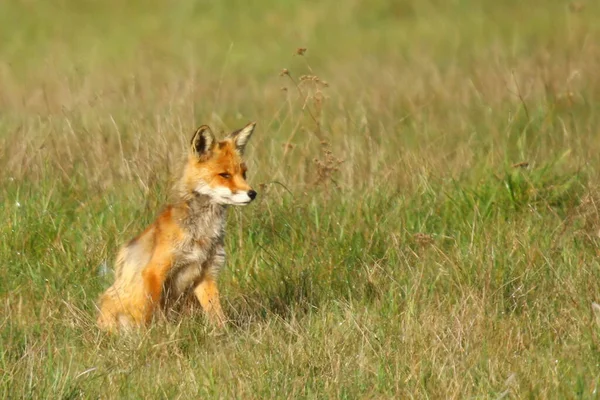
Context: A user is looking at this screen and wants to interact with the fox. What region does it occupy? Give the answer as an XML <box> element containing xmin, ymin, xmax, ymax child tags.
<box><xmin>96</xmin><ymin>122</ymin><xmax>258</xmax><ymax>332</ymax></box>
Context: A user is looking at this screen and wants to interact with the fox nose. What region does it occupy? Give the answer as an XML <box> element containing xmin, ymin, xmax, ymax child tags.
<box><xmin>248</xmin><ymin>190</ymin><xmax>257</xmax><ymax>200</ymax></box>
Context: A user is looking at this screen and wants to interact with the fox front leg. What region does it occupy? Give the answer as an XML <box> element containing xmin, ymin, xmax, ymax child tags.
<box><xmin>194</xmin><ymin>278</ymin><xmax>226</xmax><ymax>327</ymax></box>
<box><xmin>193</xmin><ymin>245</ymin><xmax>227</xmax><ymax>326</ymax></box>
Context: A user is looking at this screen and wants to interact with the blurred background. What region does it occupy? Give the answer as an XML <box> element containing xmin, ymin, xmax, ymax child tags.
<box><xmin>2</xmin><ymin>0</ymin><xmax>599</xmax><ymax>186</ymax></box>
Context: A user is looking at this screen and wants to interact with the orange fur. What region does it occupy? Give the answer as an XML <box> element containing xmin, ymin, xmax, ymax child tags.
<box><xmin>97</xmin><ymin>122</ymin><xmax>258</xmax><ymax>332</ymax></box>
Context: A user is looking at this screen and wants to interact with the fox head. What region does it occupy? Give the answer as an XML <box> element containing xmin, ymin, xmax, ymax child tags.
<box><xmin>181</xmin><ymin>122</ymin><xmax>257</xmax><ymax>206</ymax></box>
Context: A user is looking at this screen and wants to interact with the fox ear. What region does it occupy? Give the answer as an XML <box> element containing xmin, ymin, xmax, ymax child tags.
<box><xmin>228</xmin><ymin>121</ymin><xmax>256</xmax><ymax>154</ymax></box>
<box><xmin>190</xmin><ymin>125</ymin><xmax>215</xmax><ymax>158</ymax></box>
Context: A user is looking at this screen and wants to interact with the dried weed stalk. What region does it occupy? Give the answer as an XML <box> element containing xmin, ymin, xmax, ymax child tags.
<box><xmin>280</xmin><ymin>48</ymin><xmax>343</xmax><ymax>189</ymax></box>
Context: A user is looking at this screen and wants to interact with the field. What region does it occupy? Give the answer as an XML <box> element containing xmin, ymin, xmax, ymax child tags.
<box><xmin>2</xmin><ymin>0</ymin><xmax>600</xmax><ymax>398</ymax></box>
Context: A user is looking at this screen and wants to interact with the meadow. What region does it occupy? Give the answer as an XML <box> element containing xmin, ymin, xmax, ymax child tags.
<box><xmin>2</xmin><ymin>0</ymin><xmax>600</xmax><ymax>398</ymax></box>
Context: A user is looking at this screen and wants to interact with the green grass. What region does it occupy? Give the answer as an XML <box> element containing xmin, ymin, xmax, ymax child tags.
<box><xmin>2</xmin><ymin>0</ymin><xmax>600</xmax><ymax>398</ymax></box>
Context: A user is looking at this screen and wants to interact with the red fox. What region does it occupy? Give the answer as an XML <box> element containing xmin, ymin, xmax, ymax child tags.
<box><xmin>97</xmin><ymin>122</ymin><xmax>257</xmax><ymax>331</ymax></box>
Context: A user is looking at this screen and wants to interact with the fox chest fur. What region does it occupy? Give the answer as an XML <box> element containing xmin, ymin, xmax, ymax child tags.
<box><xmin>164</xmin><ymin>199</ymin><xmax>228</xmax><ymax>298</ymax></box>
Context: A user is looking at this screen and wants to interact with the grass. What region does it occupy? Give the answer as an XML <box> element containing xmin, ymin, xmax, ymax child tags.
<box><xmin>2</xmin><ymin>0</ymin><xmax>600</xmax><ymax>397</ymax></box>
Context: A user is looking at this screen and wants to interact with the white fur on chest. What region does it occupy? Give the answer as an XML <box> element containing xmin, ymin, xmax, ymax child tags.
<box><xmin>169</xmin><ymin>237</ymin><xmax>225</xmax><ymax>297</ymax></box>
<box><xmin>166</xmin><ymin>201</ymin><xmax>227</xmax><ymax>297</ymax></box>
<box><xmin>181</xmin><ymin>243</ymin><xmax>209</xmax><ymax>264</ymax></box>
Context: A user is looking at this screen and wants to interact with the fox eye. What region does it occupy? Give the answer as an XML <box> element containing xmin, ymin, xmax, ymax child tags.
<box><xmin>219</xmin><ymin>172</ymin><xmax>231</xmax><ymax>179</ymax></box>
<box><xmin>242</xmin><ymin>170</ymin><xmax>247</xmax><ymax>179</ymax></box>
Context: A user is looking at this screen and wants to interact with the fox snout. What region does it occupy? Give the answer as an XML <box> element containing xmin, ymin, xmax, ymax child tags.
<box><xmin>231</xmin><ymin>188</ymin><xmax>257</xmax><ymax>205</ymax></box>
